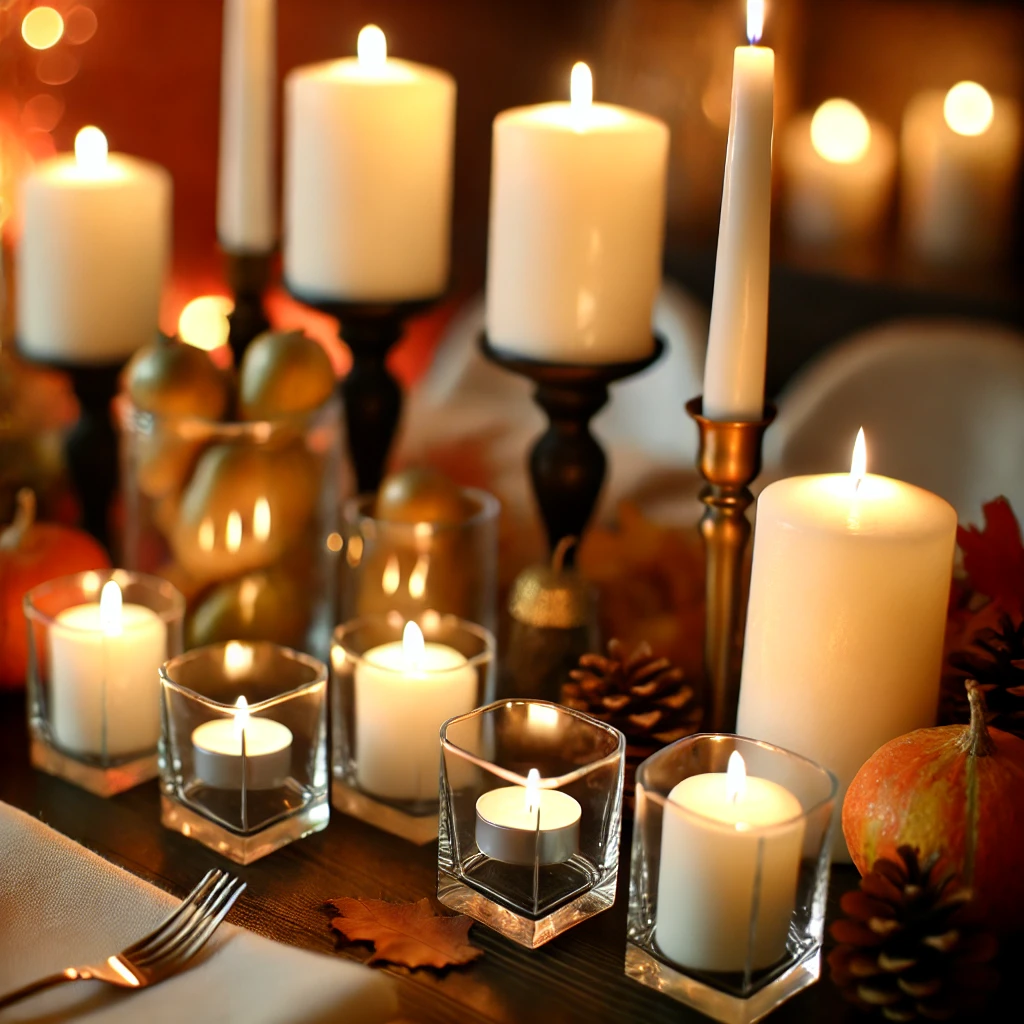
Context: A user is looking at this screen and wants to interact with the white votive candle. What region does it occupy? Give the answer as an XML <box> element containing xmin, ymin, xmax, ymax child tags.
<box><xmin>782</xmin><ymin>99</ymin><xmax>896</xmax><ymax>247</ymax></box>
<box><xmin>736</xmin><ymin>431</ymin><xmax>957</xmax><ymax>857</ymax></box>
<box><xmin>901</xmin><ymin>81</ymin><xmax>1022</xmax><ymax>266</ymax></box>
<box><xmin>192</xmin><ymin>695</ymin><xmax>293</xmax><ymax>790</ymax></box>
<box><xmin>354</xmin><ymin>621</ymin><xmax>476</xmax><ymax>801</ymax></box>
<box><xmin>485</xmin><ymin>62</ymin><xmax>668</xmax><ymax>364</ymax></box>
<box><xmin>284</xmin><ymin>24</ymin><xmax>455</xmax><ymax>301</ymax></box>
<box><xmin>17</xmin><ymin>127</ymin><xmax>171</xmax><ymax>364</ymax></box>
<box><xmin>475</xmin><ymin>768</ymin><xmax>581</xmax><ymax>866</ymax></box>
<box><xmin>49</xmin><ymin>580</ymin><xmax>167</xmax><ymax>758</ymax></box>
<box><xmin>656</xmin><ymin>751</ymin><xmax>804</xmax><ymax>973</ymax></box>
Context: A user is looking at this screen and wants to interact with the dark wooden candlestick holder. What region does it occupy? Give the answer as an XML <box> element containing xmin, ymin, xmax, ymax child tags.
<box><xmin>223</xmin><ymin>249</ymin><xmax>273</xmax><ymax>365</ymax></box>
<box><xmin>481</xmin><ymin>334</ymin><xmax>665</xmax><ymax>559</ymax></box>
<box><xmin>288</xmin><ymin>291</ymin><xmax>438</xmax><ymax>493</ymax></box>
<box><xmin>686</xmin><ymin>397</ymin><xmax>776</xmax><ymax>733</ymax></box>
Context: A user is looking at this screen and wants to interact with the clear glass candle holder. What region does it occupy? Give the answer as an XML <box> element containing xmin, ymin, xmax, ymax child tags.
<box><xmin>24</xmin><ymin>569</ymin><xmax>185</xmax><ymax>796</ymax></box>
<box><xmin>159</xmin><ymin>641</ymin><xmax>329</xmax><ymax>864</ymax></box>
<box><xmin>331</xmin><ymin>612</ymin><xmax>495</xmax><ymax>844</ymax></box>
<box><xmin>625</xmin><ymin>734</ymin><xmax>837</xmax><ymax>1024</ymax></box>
<box><xmin>437</xmin><ymin>699</ymin><xmax>625</xmax><ymax>949</ymax></box>
<box><xmin>339</xmin><ymin>488</ymin><xmax>500</xmax><ymax>635</ymax></box>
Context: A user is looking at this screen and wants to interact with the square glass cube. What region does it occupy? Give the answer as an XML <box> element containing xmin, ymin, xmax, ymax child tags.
<box><xmin>159</xmin><ymin>641</ymin><xmax>329</xmax><ymax>864</ymax></box>
<box><xmin>438</xmin><ymin>699</ymin><xmax>625</xmax><ymax>948</ymax></box>
<box><xmin>625</xmin><ymin>734</ymin><xmax>837</xmax><ymax>1024</ymax></box>
<box><xmin>331</xmin><ymin>612</ymin><xmax>495</xmax><ymax>844</ymax></box>
<box><xmin>24</xmin><ymin>569</ymin><xmax>185</xmax><ymax>796</ymax></box>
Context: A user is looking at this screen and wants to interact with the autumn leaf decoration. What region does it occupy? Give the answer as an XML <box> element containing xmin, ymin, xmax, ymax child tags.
<box><xmin>327</xmin><ymin>897</ymin><xmax>483</xmax><ymax>970</ymax></box>
<box><xmin>956</xmin><ymin>497</ymin><xmax>1024</xmax><ymax>619</ymax></box>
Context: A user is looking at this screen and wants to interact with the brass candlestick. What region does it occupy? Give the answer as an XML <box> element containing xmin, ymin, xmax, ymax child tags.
<box><xmin>686</xmin><ymin>397</ymin><xmax>776</xmax><ymax>733</ymax></box>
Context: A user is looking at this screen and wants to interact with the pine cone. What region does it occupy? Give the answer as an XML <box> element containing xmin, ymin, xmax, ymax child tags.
<box><xmin>828</xmin><ymin>846</ymin><xmax>999</xmax><ymax>1021</ymax></box>
<box><xmin>944</xmin><ymin>610</ymin><xmax>1024</xmax><ymax>739</ymax></box>
<box><xmin>563</xmin><ymin>639</ymin><xmax>702</xmax><ymax>801</ymax></box>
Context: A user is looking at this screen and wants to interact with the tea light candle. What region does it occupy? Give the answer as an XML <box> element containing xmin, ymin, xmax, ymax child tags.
<box><xmin>901</xmin><ymin>81</ymin><xmax>1022</xmax><ymax>266</ymax></box>
<box><xmin>17</xmin><ymin>127</ymin><xmax>171</xmax><ymax>364</ymax></box>
<box><xmin>49</xmin><ymin>580</ymin><xmax>167</xmax><ymax>758</ymax></box>
<box><xmin>656</xmin><ymin>751</ymin><xmax>804</xmax><ymax>972</ymax></box>
<box><xmin>485</xmin><ymin>62</ymin><xmax>669</xmax><ymax>364</ymax></box>
<box><xmin>781</xmin><ymin>98</ymin><xmax>896</xmax><ymax>247</ymax></box>
<box><xmin>737</xmin><ymin>431</ymin><xmax>957</xmax><ymax>857</ymax></box>
<box><xmin>284</xmin><ymin>24</ymin><xmax>455</xmax><ymax>301</ymax></box>
<box><xmin>476</xmin><ymin>768</ymin><xmax>581</xmax><ymax>866</ymax></box>
<box><xmin>354</xmin><ymin>621</ymin><xmax>476</xmax><ymax>801</ymax></box>
<box><xmin>192</xmin><ymin>695</ymin><xmax>293</xmax><ymax>790</ymax></box>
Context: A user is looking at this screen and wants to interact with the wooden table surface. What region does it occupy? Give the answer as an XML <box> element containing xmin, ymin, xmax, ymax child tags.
<box><xmin>0</xmin><ymin>693</ymin><xmax>1013</xmax><ymax>1024</ymax></box>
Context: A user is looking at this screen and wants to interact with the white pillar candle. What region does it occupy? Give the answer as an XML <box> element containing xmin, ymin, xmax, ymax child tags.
<box><xmin>901</xmin><ymin>81</ymin><xmax>1022</xmax><ymax>266</ymax></box>
<box><xmin>475</xmin><ymin>768</ymin><xmax>581</xmax><ymax>866</ymax></box>
<box><xmin>284</xmin><ymin>25</ymin><xmax>455</xmax><ymax>302</ymax></box>
<box><xmin>17</xmin><ymin>127</ymin><xmax>171</xmax><ymax>364</ymax></box>
<box><xmin>217</xmin><ymin>0</ymin><xmax>277</xmax><ymax>252</ymax></box>
<box><xmin>192</xmin><ymin>695</ymin><xmax>293</xmax><ymax>790</ymax></box>
<box><xmin>49</xmin><ymin>580</ymin><xmax>168</xmax><ymax>758</ymax></box>
<box><xmin>354</xmin><ymin>621</ymin><xmax>477</xmax><ymax>801</ymax></box>
<box><xmin>781</xmin><ymin>99</ymin><xmax>896</xmax><ymax>247</ymax></box>
<box><xmin>702</xmin><ymin>0</ymin><xmax>774</xmax><ymax>422</ymax></box>
<box><xmin>656</xmin><ymin>752</ymin><xmax>804</xmax><ymax>973</ymax></box>
<box><xmin>736</xmin><ymin>431</ymin><xmax>957</xmax><ymax>858</ymax></box>
<box><xmin>485</xmin><ymin>62</ymin><xmax>668</xmax><ymax>365</ymax></box>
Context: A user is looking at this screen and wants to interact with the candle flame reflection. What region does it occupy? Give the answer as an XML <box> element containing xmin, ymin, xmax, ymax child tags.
<box><xmin>225</xmin><ymin>510</ymin><xmax>243</xmax><ymax>553</ymax></box>
<box><xmin>525</xmin><ymin>768</ymin><xmax>541</xmax><ymax>815</ymax></box>
<box><xmin>75</xmin><ymin>126</ymin><xmax>107</xmax><ymax>173</ymax></box>
<box><xmin>253</xmin><ymin>497</ymin><xmax>271</xmax><ymax>543</ymax></box>
<box><xmin>99</xmin><ymin>580</ymin><xmax>122</xmax><ymax>636</ymax></box>
<box><xmin>357</xmin><ymin>24</ymin><xmax>387</xmax><ymax>69</ymax></box>
<box><xmin>408</xmin><ymin>555</ymin><xmax>428</xmax><ymax>599</ymax></box>
<box><xmin>224</xmin><ymin>640</ymin><xmax>254</xmax><ymax>679</ymax></box>
<box><xmin>746</xmin><ymin>0</ymin><xmax>765</xmax><ymax>44</ymax></box>
<box><xmin>382</xmin><ymin>553</ymin><xmax>400</xmax><ymax>595</ymax></box>
<box><xmin>402</xmin><ymin>620</ymin><xmax>425</xmax><ymax>668</ymax></box>
<box><xmin>726</xmin><ymin>750</ymin><xmax>747</xmax><ymax>804</ymax></box>
<box><xmin>570</xmin><ymin>62</ymin><xmax>593</xmax><ymax>113</ymax></box>
<box><xmin>850</xmin><ymin>427</ymin><xmax>867</xmax><ymax>491</ymax></box>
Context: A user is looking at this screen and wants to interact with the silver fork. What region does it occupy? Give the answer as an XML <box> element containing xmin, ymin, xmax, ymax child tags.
<box><xmin>0</xmin><ymin>868</ymin><xmax>246</xmax><ymax>1010</ymax></box>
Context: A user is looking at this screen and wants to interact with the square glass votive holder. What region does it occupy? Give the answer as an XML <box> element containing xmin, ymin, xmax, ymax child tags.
<box><xmin>24</xmin><ymin>569</ymin><xmax>185</xmax><ymax>796</ymax></box>
<box><xmin>159</xmin><ymin>641</ymin><xmax>329</xmax><ymax>864</ymax></box>
<box><xmin>437</xmin><ymin>699</ymin><xmax>625</xmax><ymax>949</ymax></box>
<box><xmin>625</xmin><ymin>734</ymin><xmax>837</xmax><ymax>1024</ymax></box>
<box><xmin>331</xmin><ymin>612</ymin><xmax>495</xmax><ymax>844</ymax></box>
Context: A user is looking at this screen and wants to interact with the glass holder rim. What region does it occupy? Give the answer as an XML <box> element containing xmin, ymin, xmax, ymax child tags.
<box><xmin>343</xmin><ymin>486</ymin><xmax>502</xmax><ymax>535</ymax></box>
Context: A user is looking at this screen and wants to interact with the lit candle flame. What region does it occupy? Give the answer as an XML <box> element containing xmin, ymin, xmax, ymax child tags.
<box><xmin>357</xmin><ymin>24</ymin><xmax>387</xmax><ymax>70</ymax></box>
<box><xmin>850</xmin><ymin>427</ymin><xmax>867</xmax><ymax>491</ymax></box>
<box><xmin>525</xmin><ymin>767</ymin><xmax>541</xmax><ymax>815</ymax></box>
<box><xmin>402</xmin><ymin>620</ymin><xmax>425</xmax><ymax>669</ymax></box>
<box><xmin>198</xmin><ymin>517</ymin><xmax>215</xmax><ymax>553</ymax></box>
<box><xmin>725</xmin><ymin>750</ymin><xmax>747</xmax><ymax>804</ymax></box>
<box><xmin>570</xmin><ymin>61</ymin><xmax>593</xmax><ymax>115</ymax></box>
<box><xmin>178</xmin><ymin>295</ymin><xmax>233</xmax><ymax>352</ymax></box>
<box><xmin>944</xmin><ymin>81</ymin><xmax>994</xmax><ymax>137</ymax></box>
<box><xmin>233</xmin><ymin>695</ymin><xmax>249</xmax><ymax>739</ymax></box>
<box><xmin>747</xmin><ymin>0</ymin><xmax>765</xmax><ymax>44</ymax></box>
<box><xmin>75</xmin><ymin>126</ymin><xmax>108</xmax><ymax>174</ymax></box>
<box><xmin>810</xmin><ymin>99</ymin><xmax>871</xmax><ymax>165</ymax></box>
<box><xmin>224</xmin><ymin>640</ymin><xmax>254</xmax><ymax>679</ymax></box>
<box><xmin>99</xmin><ymin>580</ymin><xmax>122</xmax><ymax>637</ymax></box>
<box><xmin>253</xmin><ymin>497</ymin><xmax>271</xmax><ymax>543</ymax></box>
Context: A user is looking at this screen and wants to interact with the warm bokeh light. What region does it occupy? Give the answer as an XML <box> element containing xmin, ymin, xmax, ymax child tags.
<box><xmin>74</xmin><ymin>125</ymin><xmax>107</xmax><ymax>173</ymax></box>
<box><xmin>850</xmin><ymin>427</ymin><xmax>867</xmax><ymax>488</ymax></box>
<box><xmin>21</xmin><ymin>93</ymin><xmax>64</xmax><ymax>132</ymax></box>
<box><xmin>22</xmin><ymin>6</ymin><xmax>64</xmax><ymax>50</ymax></box>
<box><xmin>357</xmin><ymin>24</ymin><xmax>387</xmax><ymax>69</ymax></box>
<box><xmin>177</xmin><ymin>295</ymin><xmax>233</xmax><ymax>351</ymax></box>
<box><xmin>944</xmin><ymin>81</ymin><xmax>994</xmax><ymax>137</ymax></box>
<box><xmin>570</xmin><ymin>61</ymin><xmax>593</xmax><ymax>113</ymax></box>
<box><xmin>65</xmin><ymin>5</ymin><xmax>98</xmax><ymax>46</ymax></box>
<box><xmin>810</xmin><ymin>99</ymin><xmax>871</xmax><ymax>164</ymax></box>
<box><xmin>747</xmin><ymin>0</ymin><xmax>765</xmax><ymax>44</ymax></box>
<box><xmin>37</xmin><ymin>50</ymin><xmax>80</xmax><ymax>86</ymax></box>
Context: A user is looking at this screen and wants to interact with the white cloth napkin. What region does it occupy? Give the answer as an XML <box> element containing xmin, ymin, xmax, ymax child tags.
<box><xmin>0</xmin><ymin>802</ymin><xmax>398</xmax><ymax>1023</ymax></box>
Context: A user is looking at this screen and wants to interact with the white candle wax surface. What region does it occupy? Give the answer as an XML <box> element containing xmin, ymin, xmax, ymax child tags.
<box><xmin>17</xmin><ymin>128</ymin><xmax>171</xmax><ymax>363</ymax></box>
<box><xmin>49</xmin><ymin>581</ymin><xmax>168</xmax><ymax>758</ymax></box>
<box><xmin>656</xmin><ymin>752</ymin><xmax>804</xmax><ymax>973</ymax></box>
<box><xmin>485</xmin><ymin>63</ymin><xmax>668</xmax><ymax>364</ymax></box>
<box><xmin>737</xmin><ymin>433</ymin><xmax>957</xmax><ymax>859</ymax></box>
<box><xmin>782</xmin><ymin>99</ymin><xmax>896</xmax><ymax>247</ymax></box>
<box><xmin>354</xmin><ymin>622</ymin><xmax>477</xmax><ymax>802</ymax></box>
<box><xmin>218</xmin><ymin>0</ymin><xmax>277</xmax><ymax>251</ymax></box>
<box><xmin>702</xmin><ymin>29</ymin><xmax>775</xmax><ymax>422</ymax></box>
<box><xmin>901</xmin><ymin>82</ymin><xmax>1022</xmax><ymax>266</ymax></box>
<box><xmin>284</xmin><ymin>26</ymin><xmax>455</xmax><ymax>302</ymax></box>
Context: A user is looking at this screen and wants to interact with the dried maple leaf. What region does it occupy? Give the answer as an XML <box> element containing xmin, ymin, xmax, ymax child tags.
<box><xmin>327</xmin><ymin>897</ymin><xmax>483</xmax><ymax>969</ymax></box>
<box><xmin>957</xmin><ymin>497</ymin><xmax>1024</xmax><ymax>618</ymax></box>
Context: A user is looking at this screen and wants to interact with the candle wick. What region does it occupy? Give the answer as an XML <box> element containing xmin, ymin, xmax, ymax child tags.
<box><xmin>854</xmin><ymin>476</ymin><xmax>862</xmax><ymax>494</ymax></box>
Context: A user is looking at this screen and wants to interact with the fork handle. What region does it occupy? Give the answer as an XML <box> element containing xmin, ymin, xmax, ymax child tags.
<box><xmin>0</xmin><ymin>969</ymin><xmax>84</xmax><ymax>1010</ymax></box>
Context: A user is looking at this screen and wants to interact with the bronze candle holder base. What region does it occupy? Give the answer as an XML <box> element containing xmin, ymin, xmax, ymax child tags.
<box><xmin>482</xmin><ymin>334</ymin><xmax>665</xmax><ymax>557</ymax></box>
<box><xmin>223</xmin><ymin>248</ymin><xmax>273</xmax><ymax>365</ymax></box>
<box><xmin>288</xmin><ymin>288</ymin><xmax>441</xmax><ymax>493</ymax></box>
<box><xmin>686</xmin><ymin>397</ymin><xmax>776</xmax><ymax>733</ymax></box>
